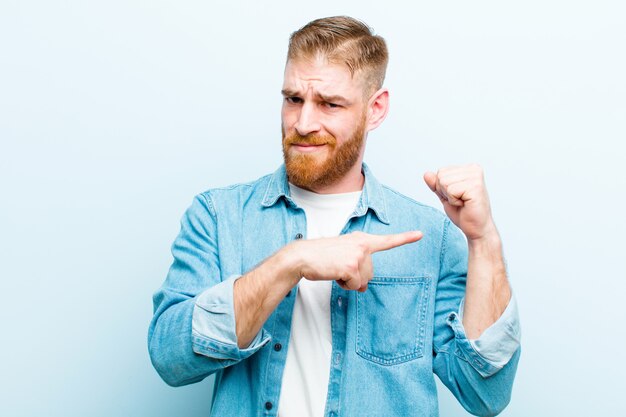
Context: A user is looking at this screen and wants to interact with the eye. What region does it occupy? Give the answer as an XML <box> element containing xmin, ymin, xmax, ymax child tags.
<box><xmin>285</xmin><ymin>96</ymin><xmax>303</xmax><ymax>104</ymax></box>
<box><xmin>323</xmin><ymin>102</ymin><xmax>340</xmax><ymax>109</ymax></box>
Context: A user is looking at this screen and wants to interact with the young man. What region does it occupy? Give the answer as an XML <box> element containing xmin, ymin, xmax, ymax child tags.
<box><xmin>149</xmin><ymin>16</ymin><xmax>520</xmax><ymax>417</ymax></box>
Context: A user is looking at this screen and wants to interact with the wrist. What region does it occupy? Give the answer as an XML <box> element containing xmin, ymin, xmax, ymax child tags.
<box><xmin>275</xmin><ymin>241</ymin><xmax>305</xmax><ymax>287</ymax></box>
<box><xmin>467</xmin><ymin>224</ymin><xmax>501</xmax><ymax>253</ymax></box>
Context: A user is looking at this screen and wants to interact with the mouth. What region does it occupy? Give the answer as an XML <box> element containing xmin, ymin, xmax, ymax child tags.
<box><xmin>291</xmin><ymin>143</ymin><xmax>328</xmax><ymax>153</ymax></box>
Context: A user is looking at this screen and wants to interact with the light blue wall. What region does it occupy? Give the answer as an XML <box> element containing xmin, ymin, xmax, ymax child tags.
<box><xmin>1</xmin><ymin>1</ymin><xmax>624</xmax><ymax>416</ymax></box>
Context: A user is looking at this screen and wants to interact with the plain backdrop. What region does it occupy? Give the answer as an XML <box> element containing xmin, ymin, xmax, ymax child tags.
<box><xmin>1</xmin><ymin>1</ymin><xmax>625</xmax><ymax>416</ymax></box>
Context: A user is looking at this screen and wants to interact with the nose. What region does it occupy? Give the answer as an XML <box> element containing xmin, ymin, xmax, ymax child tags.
<box><xmin>294</xmin><ymin>102</ymin><xmax>322</xmax><ymax>137</ymax></box>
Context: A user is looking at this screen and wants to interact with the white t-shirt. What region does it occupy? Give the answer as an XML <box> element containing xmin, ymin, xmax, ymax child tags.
<box><xmin>277</xmin><ymin>184</ymin><xmax>362</xmax><ymax>417</ymax></box>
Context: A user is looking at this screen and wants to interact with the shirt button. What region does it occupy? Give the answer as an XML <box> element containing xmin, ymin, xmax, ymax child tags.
<box><xmin>337</xmin><ymin>296</ymin><xmax>342</xmax><ymax>307</ymax></box>
<box><xmin>265</xmin><ymin>401</ymin><xmax>273</xmax><ymax>410</ymax></box>
<box><xmin>273</xmin><ymin>343</ymin><xmax>282</xmax><ymax>352</ymax></box>
<box><xmin>295</xmin><ymin>233</ymin><xmax>303</xmax><ymax>240</ymax></box>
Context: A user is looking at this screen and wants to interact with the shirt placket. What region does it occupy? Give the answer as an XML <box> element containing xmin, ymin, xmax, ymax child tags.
<box><xmin>261</xmin><ymin>203</ymin><xmax>307</xmax><ymax>416</ymax></box>
<box><xmin>323</xmin><ymin>212</ymin><xmax>368</xmax><ymax>417</ymax></box>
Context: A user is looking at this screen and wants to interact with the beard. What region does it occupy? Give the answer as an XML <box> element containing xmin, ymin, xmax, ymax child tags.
<box><xmin>282</xmin><ymin>115</ymin><xmax>367</xmax><ymax>190</ymax></box>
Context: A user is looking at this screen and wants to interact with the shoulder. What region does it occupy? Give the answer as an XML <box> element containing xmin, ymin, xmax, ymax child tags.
<box><xmin>197</xmin><ymin>172</ymin><xmax>273</xmax><ymax>203</ymax></box>
<box><xmin>381</xmin><ymin>184</ymin><xmax>447</xmax><ymax>223</ymax></box>
<box><xmin>184</xmin><ymin>172</ymin><xmax>276</xmax><ymax>221</ymax></box>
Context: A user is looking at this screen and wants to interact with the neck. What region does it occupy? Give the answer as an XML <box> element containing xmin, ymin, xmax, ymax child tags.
<box><xmin>306</xmin><ymin>160</ymin><xmax>365</xmax><ymax>194</ymax></box>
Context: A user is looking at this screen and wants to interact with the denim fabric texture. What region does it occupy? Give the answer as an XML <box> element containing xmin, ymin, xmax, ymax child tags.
<box><xmin>148</xmin><ymin>164</ymin><xmax>520</xmax><ymax>417</ymax></box>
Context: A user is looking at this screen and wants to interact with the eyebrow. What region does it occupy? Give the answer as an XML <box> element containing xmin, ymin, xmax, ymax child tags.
<box><xmin>281</xmin><ymin>89</ymin><xmax>350</xmax><ymax>105</ymax></box>
<box><xmin>281</xmin><ymin>89</ymin><xmax>299</xmax><ymax>97</ymax></box>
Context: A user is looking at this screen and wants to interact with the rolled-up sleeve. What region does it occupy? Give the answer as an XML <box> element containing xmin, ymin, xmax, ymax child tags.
<box><xmin>192</xmin><ymin>274</ymin><xmax>271</xmax><ymax>359</ymax></box>
<box><xmin>458</xmin><ymin>293</ymin><xmax>521</xmax><ymax>369</ymax></box>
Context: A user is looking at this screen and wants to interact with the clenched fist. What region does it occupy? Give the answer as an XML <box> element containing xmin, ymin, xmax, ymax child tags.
<box><xmin>424</xmin><ymin>164</ymin><xmax>497</xmax><ymax>241</ymax></box>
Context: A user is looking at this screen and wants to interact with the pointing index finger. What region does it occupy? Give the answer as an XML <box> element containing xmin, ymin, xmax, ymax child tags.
<box><xmin>366</xmin><ymin>231</ymin><xmax>423</xmax><ymax>253</ymax></box>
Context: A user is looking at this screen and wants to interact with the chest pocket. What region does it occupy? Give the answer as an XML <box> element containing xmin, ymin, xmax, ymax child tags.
<box><xmin>356</xmin><ymin>276</ymin><xmax>430</xmax><ymax>365</ymax></box>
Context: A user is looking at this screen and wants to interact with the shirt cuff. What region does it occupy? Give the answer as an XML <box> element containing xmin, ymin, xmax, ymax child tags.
<box><xmin>458</xmin><ymin>293</ymin><xmax>521</xmax><ymax>368</ymax></box>
<box><xmin>191</xmin><ymin>274</ymin><xmax>271</xmax><ymax>361</ymax></box>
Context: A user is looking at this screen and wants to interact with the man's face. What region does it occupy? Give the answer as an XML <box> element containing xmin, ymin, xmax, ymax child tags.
<box><xmin>281</xmin><ymin>56</ymin><xmax>370</xmax><ymax>191</ymax></box>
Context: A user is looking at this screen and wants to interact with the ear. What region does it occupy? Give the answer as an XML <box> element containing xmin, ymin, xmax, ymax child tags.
<box><xmin>365</xmin><ymin>88</ymin><xmax>389</xmax><ymax>132</ymax></box>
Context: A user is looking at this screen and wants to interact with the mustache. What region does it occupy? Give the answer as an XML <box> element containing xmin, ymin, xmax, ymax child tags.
<box><xmin>283</xmin><ymin>133</ymin><xmax>337</xmax><ymax>146</ymax></box>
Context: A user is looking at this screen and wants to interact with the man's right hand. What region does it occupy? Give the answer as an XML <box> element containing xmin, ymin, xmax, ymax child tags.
<box><xmin>285</xmin><ymin>230</ymin><xmax>423</xmax><ymax>292</ymax></box>
<box><xmin>234</xmin><ymin>230</ymin><xmax>422</xmax><ymax>348</ymax></box>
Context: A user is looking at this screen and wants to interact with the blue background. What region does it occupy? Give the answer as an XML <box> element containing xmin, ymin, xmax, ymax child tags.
<box><xmin>1</xmin><ymin>1</ymin><xmax>625</xmax><ymax>416</ymax></box>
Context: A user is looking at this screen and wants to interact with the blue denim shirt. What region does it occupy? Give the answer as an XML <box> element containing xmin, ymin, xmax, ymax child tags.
<box><xmin>148</xmin><ymin>164</ymin><xmax>521</xmax><ymax>417</ymax></box>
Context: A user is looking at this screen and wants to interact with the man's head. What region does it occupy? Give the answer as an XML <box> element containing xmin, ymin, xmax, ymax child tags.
<box><xmin>281</xmin><ymin>16</ymin><xmax>390</xmax><ymax>192</ymax></box>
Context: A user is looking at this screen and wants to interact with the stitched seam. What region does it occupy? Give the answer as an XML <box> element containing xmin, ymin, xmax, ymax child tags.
<box><xmin>368</xmin><ymin>275</ymin><xmax>430</xmax><ymax>283</ymax></box>
<box><xmin>432</xmin><ymin>218</ymin><xmax>450</xmax><ymax>354</ymax></box>
<box><xmin>439</xmin><ymin>218</ymin><xmax>450</xmax><ymax>268</ymax></box>
<box><xmin>261</xmin><ymin>172</ymin><xmax>275</xmax><ymax>204</ymax></box>
<box><xmin>200</xmin><ymin>192</ymin><xmax>217</xmax><ymax>217</ymax></box>
<box><xmin>200</xmin><ymin>192</ymin><xmax>223</xmax><ymax>286</ymax></box>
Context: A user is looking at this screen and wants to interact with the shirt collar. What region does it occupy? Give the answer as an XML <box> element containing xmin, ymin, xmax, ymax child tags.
<box><xmin>261</xmin><ymin>163</ymin><xmax>390</xmax><ymax>225</ymax></box>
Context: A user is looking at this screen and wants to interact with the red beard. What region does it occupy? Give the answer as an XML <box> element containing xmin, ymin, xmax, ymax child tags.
<box><xmin>282</xmin><ymin>116</ymin><xmax>366</xmax><ymax>190</ymax></box>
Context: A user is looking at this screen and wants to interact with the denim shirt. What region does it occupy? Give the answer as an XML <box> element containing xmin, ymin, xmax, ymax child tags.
<box><xmin>148</xmin><ymin>164</ymin><xmax>521</xmax><ymax>417</ymax></box>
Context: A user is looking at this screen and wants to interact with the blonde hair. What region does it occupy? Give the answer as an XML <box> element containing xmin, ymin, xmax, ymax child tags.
<box><xmin>287</xmin><ymin>16</ymin><xmax>389</xmax><ymax>94</ymax></box>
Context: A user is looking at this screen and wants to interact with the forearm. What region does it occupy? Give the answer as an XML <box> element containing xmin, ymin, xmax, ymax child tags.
<box><xmin>234</xmin><ymin>246</ymin><xmax>301</xmax><ymax>348</ymax></box>
<box><xmin>462</xmin><ymin>228</ymin><xmax>511</xmax><ymax>339</ymax></box>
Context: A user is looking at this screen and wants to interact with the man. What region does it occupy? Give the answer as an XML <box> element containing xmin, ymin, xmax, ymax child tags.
<box><xmin>148</xmin><ymin>16</ymin><xmax>520</xmax><ymax>417</ymax></box>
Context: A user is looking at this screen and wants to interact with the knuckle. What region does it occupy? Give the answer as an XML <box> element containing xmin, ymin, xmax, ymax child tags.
<box><xmin>363</xmin><ymin>270</ymin><xmax>373</xmax><ymax>282</ymax></box>
<box><xmin>355</xmin><ymin>241</ymin><xmax>368</xmax><ymax>253</ymax></box>
<box><xmin>352</xmin><ymin>278</ymin><xmax>362</xmax><ymax>290</ymax></box>
<box><xmin>343</xmin><ymin>276</ymin><xmax>357</xmax><ymax>290</ymax></box>
<box><xmin>346</xmin><ymin>260</ymin><xmax>359</xmax><ymax>273</ymax></box>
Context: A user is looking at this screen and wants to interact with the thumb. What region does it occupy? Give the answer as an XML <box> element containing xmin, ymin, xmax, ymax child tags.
<box><xmin>423</xmin><ymin>171</ymin><xmax>437</xmax><ymax>192</ymax></box>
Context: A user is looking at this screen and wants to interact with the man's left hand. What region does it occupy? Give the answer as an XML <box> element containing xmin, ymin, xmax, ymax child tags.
<box><xmin>424</xmin><ymin>164</ymin><xmax>497</xmax><ymax>242</ymax></box>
